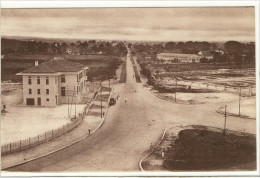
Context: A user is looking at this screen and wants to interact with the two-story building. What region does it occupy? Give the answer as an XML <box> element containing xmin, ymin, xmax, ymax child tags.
<box><xmin>17</xmin><ymin>57</ymin><xmax>88</xmax><ymax>107</ymax></box>
<box><xmin>157</xmin><ymin>53</ymin><xmax>201</xmax><ymax>63</ymax></box>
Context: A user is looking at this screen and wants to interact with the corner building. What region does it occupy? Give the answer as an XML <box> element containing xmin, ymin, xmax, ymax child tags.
<box><xmin>17</xmin><ymin>57</ymin><xmax>89</xmax><ymax>107</ymax></box>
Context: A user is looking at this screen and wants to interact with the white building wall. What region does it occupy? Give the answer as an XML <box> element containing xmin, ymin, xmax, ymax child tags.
<box><xmin>21</xmin><ymin>69</ymin><xmax>88</xmax><ymax>107</ymax></box>
<box><xmin>22</xmin><ymin>75</ymin><xmax>59</xmax><ymax>107</ymax></box>
<box><xmin>157</xmin><ymin>53</ymin><xmax>201</xmax><ymax>63</ymax></box>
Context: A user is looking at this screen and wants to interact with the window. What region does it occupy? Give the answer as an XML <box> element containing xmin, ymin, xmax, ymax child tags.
<box><xmin>61</xmin><ymin>87</ymin><xmax>66</xmax><ymax>96</ymax></box>
<box><xmin>46</xmin><ymin>77</ymin><xmax>49</xmax><ymax>85</ymax></box>
<box><xmin>37</xmin><ymin>89</ymin><xmax>40</xmax><ymax>94</ymax></box>
<box><xmin>46</xmin><ymin>98</ymin><xmax>49</xmax><ymax>102</ymax></box>
<box><xmin>28</xmin><ymin>77</ymin><xmax>32</xmax><ymax>85</ymax></box>
<box><xmin>61</xmin><ymin>75</ymin><xmax>65</xmax><ymax>83</ymax></box>
<box><xmin>37</xmin><ymin>77</ymin><xmax>40</xmax><ymax>84</ymax></box>
<box><xmin>46</xmin><ymin>89</ymin><xmax>49</xmax><ymax>95</ymax></box>
<box><xmin>29</xmin><ymin>89</ymin><xmax>32</xmax><ymax>94</ymax></box>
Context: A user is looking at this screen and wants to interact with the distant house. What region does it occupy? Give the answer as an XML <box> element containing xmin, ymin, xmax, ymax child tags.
<box><xmin>214</xmin><ymin>49</ymin><xmax>225</xmax><ymax>55</ymax></box>
<box><xmin>66</xmin><ymin>48</ymin><xmax>73</xmax><ymax>54</ymax></box>
<box><xmin>198</xmin><ymin>51</ymin><xmax>214</xmax><ymax>60</ymax></box>
<box><xmin>17</xmin><ymin>57</ymin><xmax>88</xmax><ymax>107</ymax></box>
<box><xmin>157</xmin><ymin>53</ymin><xmax>201</xmax><ymax>63</ymax></box>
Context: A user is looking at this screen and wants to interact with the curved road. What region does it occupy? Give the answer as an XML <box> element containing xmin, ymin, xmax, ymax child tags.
<box><xmin>7</xmin><ymin>51</ymin><xmax>256</xmax><ymax>172</ymax></box>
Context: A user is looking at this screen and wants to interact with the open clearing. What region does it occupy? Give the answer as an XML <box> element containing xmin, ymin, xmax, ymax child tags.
<box><xmin>142</xmin><ymin>125</ymin><xmax>256</xmax><ymax>171</ymax></box>
<box><xmin>218</xmin><ymin>97</ymin><xmax>256</xmax><ymax>119</ymax></box>
<box><xmin>1</xmin><ymin>85</ymin><xmax>87</xmax><ymax>145</ymax></box>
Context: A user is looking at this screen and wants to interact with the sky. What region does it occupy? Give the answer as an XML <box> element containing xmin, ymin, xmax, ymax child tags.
<box><xmin>1</xmin><ymin>7</ymin><xmax>255</xmax><ymax>42</ymax></box>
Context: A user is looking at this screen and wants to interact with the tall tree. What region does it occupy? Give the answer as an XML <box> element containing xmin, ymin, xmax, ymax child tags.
<box><xmin>164</xmin><ymin>42</ymin><xmax>176</xmax><ymax>52</ymax></box>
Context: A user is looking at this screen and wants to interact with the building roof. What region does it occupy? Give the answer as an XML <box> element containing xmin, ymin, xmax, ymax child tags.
<box><xmin>157</xmin><ymin>53</ymin><xmax>199</xmax><ymax>57</ymax></box>
<box><xmin>198</xmin><ymin>50</ymin><xmax>213</xmax><ymax>56</ymax></box>
<box><xmin>20</xmin><ymin>58</ymin><xmax>87</xmax><ymax>74</ymax></box>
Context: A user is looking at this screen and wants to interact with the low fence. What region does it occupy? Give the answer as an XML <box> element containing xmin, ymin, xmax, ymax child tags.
<box><xmin>1</xmin><ymin>112</ymin><xmax>85</xmax><ymax>156</ymax></box>
<box><xmin>1</xmin><ymin>89</ymin><xmax>99</xmax><ymax>156</ymax></box>
<box><xmin>178</xmin><ymin>80</ymin><xmax>256</xmax><ymax>97</ymax></box>
<box><xmin>156</xmin><ymin>68</ymin><xmax>255</xmax><ymax>78</ymax></box>
<box><xmin>154</xmin><ymin>79</ymin><xmax>255</xmax><ymax>97</ymax></box>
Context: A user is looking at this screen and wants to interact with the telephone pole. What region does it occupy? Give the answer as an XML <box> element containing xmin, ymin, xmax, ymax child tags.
<box><xmin>239</xmin><ymin>85</ymin><xmax>241</xmax><ymax>116</ymax></box>
<box><xmin>100</xmin><ymin>82</ymin><xmax>103</xmax><ymax>118</ymax></box>
<box><xmin>74</xmin><ymin>86</ymin><xmax>76</xmax><ymax>118</ymax></box>
<box><xmin>223</xmin><ymin>105</ymin><xmax>227</xmax><ymax>141</ymax></box>
<box><xmin>174</xmin><ymin>77</ymin><xmax>178</xmax><ymax>102</ymax></box>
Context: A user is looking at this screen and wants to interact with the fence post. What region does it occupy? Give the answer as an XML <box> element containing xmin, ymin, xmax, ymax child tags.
<box><xmin>52</xmin><ymin>130</ymin><xmax>54</xmax><ymax>138</ymax></box>
<box><xmin>38</xmin><ymin>135</ymin><xmax>40</xmax><ymax>144</ymax></box>
<box><xmin>63</xmin><ymin>125</ymin><xmax>64</xmax><ymax>133</ymax></box>
<box><xmin>45</xmin><ymin>132</ymin><xmax>46</xmax><ymax>140</ymax></box>
<box><xmin>10</xmin><ymin>143</ymin><xmax>12</xmax><ymax>152</ymax></box>
<box><xmin>29</xmin><ymin>137</ymin><xmax>31</xmax><ymax>148</ymax></box>
<box><xmin>20</xmin><ymin>140</ymin><xmax>22</xmax><ymax>151</ymax></box>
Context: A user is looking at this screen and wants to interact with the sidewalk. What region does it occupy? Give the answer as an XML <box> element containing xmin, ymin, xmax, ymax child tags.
<box><xmin>1</xmin><ymin>90</ymin><xmax>111</xmax><ymax>170</ymax></box>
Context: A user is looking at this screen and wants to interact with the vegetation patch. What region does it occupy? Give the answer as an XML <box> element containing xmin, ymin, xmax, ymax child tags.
<box><xmin>119</xmin><ymin>61</ymin><xmax>127</xmax><ymax>83</ymax></box>
<box><xmin>133</xmin><ymin>66</ymin><xmax>142</xmax><ymax>83</ymax></box>
<box><xmin>143</xmin><ymin>126</ymin><xmax>256</xmax><ymax>171</ymax></box>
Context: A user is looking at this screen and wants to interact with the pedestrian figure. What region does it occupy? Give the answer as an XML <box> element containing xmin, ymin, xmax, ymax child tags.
<box><xmin>135</xmin><ymin>89</ymin><xmax>136</xmax><ymax>92</ymax></box>
<box><xmin>125</xmin><ymin>98</ymin><xmax>127</xmax><ymax>103</ymax></box>
<box><xmin>88</xmin><ymin>127</ymin><xmax>91</xmax><ymax>134</ymax></box>
<box><xmin>103</xmin><ymin>111</ymin><xmax>105</xmax><ymax>117</ymax></box>
<box><xmin>150</xmin><ymin>143</ymin><xmax>153</xmax><ymax>149</ymax></box>
<box><xmin>133</xmin><ymin>75</ymin><xmax>135</xmax><ymax>78</ymax></box>
<box><xmin>117</xmin><ymin>94</ymin><xmax>119</xmax><ymax>100</ymax></box>
<box><xmin>162</xmin><ymin>151</ymin><xmax>165</xmax><ymax>158</ymax></box>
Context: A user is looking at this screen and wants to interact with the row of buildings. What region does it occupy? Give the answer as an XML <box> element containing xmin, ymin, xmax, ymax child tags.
<box><xmin>156</xmin><ymin>51</ymin><xmax>214</xmax><ymax>63</ymax></box>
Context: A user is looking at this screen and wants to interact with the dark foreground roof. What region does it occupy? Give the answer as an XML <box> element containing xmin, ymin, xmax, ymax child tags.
<box><xmin>21</xmin><ymin>58</ymin><xmax>86</xmax><ymax>74</ymax></box>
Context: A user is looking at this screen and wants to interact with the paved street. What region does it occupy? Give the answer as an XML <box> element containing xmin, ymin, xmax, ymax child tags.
<box><xmin>6</xmin><ymin>51</ymin><xmax>256</xmax><ymax>172</ymax></box>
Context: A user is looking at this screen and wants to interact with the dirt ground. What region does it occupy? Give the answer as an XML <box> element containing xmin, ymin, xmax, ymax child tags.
<box><xmin>155</xmin><ymin>92</ymin><xmax>239</xmax><ymax>104</ymax></box>
<box><xmin>150</xmin><ymin>69</ymin><xmax>256</xmax><ymax>119</ymax></box>
<box><xmin>1</xmin><ymin>85</ymin><xmax>88</xmax><ymax>145</ymax></box>
<box><xmin>219</xmin><ymin>97</ymin><xmax>256</xmax><ymax>118</ymax></box>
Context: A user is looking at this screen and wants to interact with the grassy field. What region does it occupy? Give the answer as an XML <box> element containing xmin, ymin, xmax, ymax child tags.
<box><xmin>1</xmin><ymin>54</ymin><xmax>123</xmax><ymax>82</ymax></box>
<box><xmin>163</xmin><ymin>129</ymin><xmax>256</xmax><ymax>171</ymax></box>
<box><xmin>130</xmin><ymin>57</ymin><xmax>141</xmax><ymax>83</ymax></box>
<box><xmin>119</xmin><ymin>61</ymin><xmax>127</xmax><ymax>83</ymax></box>
<box><xmin>142</xmin><ymin>126</ymin><xmax>256</xmax><ymax>171</ymax></box>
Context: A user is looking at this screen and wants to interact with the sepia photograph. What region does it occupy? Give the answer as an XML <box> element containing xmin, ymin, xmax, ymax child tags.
<box><xmin>0</xmin><ymin>0</ymin><xmax>259</xmax><ymax>177</ymax></box>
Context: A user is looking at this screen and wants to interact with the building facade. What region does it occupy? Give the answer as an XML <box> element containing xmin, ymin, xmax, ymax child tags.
<box><xmin>17</xmin><ymin>57</ymin><xmax>88</xmax><ymax>107</ymax></box>
<box><xmin>198</xmin><ymin>51</ymin><xmax>214</xmax><ymax>60</ymax></box>
<box><xmin>157</xmin><ymin>53</ymin><xmax>201</xmax><ymax>63</ymax></box>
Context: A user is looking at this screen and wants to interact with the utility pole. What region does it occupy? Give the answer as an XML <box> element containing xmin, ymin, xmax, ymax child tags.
<box><xmin>175</xmin><ymin>77</ymin><xmax>178</xmax><ymax>102</ymax></box>
<box><xmin>239</xmin><ymin>85</ymin><xmax>241</xmax><ymax>116</ymax></box>
<box><xmin>109</xmin><ymin>76</ymin><xmax>111</xmax><ymax>95</ymax></box>
<box><xmin>223</xmin><ymin>105</ymin><xmax>227</xmax><ymax>141</ymax></box>
<box><xmin>100</xmin><ymin>81</ymin><xmax>103</xmax><ymax>118</ymax></box>
<box><xmin>67</xmin><ymin>85</ymin><xmax>69</xmax><ymax>117</ymax></box>
<box><xmin>74</xmin><ymin>86</ymin><xmax>76</xmax><ymax>118</ymax></box>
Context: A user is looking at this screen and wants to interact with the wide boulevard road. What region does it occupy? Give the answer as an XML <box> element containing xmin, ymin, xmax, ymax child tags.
<box><xmin>7</xmin><ymin>50</ymin><xmax>256</xmax><ymax>172</ymax></box>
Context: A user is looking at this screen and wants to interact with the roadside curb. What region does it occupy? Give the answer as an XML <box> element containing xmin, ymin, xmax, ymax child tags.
<box><xmin>138</xmin><ymin>125</ymin><xmax>183</xmax><ymax>171</ymax></box>
<box><xmin>215</xmin><ymin>107</ymin><xmax>255</xmax><ymax>120</ymax></box>
<box><xmin>2</xmin><ymin>89</ymin><xmax>112</xmax><ymax>170</ymax></box>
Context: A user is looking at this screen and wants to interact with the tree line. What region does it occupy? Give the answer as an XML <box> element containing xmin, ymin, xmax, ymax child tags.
<box><xmin>131</xmin><ymin>40</ymin><xmax>255</xmax><ymax>63</ymax></box>
<box><xmin>1</xmin><ymin>38</ymin><xmax>128</xmax><ymax>57</ymax></box>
